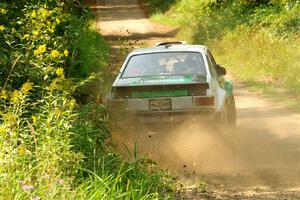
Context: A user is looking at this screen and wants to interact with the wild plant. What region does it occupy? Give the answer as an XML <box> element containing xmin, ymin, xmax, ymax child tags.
<box><xmin>0</xmin><ymin>1</ymin><xmax>175</xmax><ymax>199</ymax></box>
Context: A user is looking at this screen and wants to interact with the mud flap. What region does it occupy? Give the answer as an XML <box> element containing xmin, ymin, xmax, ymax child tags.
<box><xmin>224</xmin><ymin>80</ymin><xmax>233</xmax><ymax>97</ymax></box>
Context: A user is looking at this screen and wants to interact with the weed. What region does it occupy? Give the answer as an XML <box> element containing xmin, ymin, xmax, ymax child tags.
<box><xmin>0</xmin><ymin>0</ymin><xmax>175</xmax><ymax>199</ymax></box>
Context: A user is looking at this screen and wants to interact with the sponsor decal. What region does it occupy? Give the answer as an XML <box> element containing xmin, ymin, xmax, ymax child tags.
<box><xmin>137</xmin><ymin>75</ymin><xmax>193</xmax><ymax>84</ymax></box>
<box><xmin>140</xmin><ymin>78</ymin><xmax>186</xmax><ymax>84</ymax></box>
<box><xmin>118</xmin><ymin>75</ymin><xmax>208</xmax><ymax>86</ymax></box>
<box><xmin>132</xmin><ymin>90</ymin><xmax>188</xmax><ymax>98</ymax></box>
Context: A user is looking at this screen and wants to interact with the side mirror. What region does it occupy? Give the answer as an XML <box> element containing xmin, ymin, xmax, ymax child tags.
<box><xmin>216</xmin><ymin>64</ymin><xmax>226</xmax><ymax>76</ymax></box>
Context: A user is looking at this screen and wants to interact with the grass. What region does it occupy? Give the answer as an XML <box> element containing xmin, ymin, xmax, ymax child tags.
<box><xmin>0</xmin><ymin>1</ymin><xmax>176</xmax><ymax>199</ymax></box>
<box><xmin>147</xmin><ymin>0</ymin><xmax>300</xmax><ymax>108</ymax></box>
<box><xmin>66</xmin><ymin>16</ymin><xmax>108</xmax><ymax>79</ymax></box>
<box><xmin>211</xmin><ymin>27</ymin><xmax>300</xmax><ymax>109</ymax></box>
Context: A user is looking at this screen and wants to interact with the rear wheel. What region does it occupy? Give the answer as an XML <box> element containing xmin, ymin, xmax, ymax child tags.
<box><xmin>220</xmin><ymin>95</ymin><xmax>236</xmax><ymax>128</ymax></box>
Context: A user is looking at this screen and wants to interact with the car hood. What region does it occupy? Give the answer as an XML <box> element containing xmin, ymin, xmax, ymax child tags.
<box><xmin>115</xmin><ymin>75</ymin><xmax>207</xmax><ymax>87</ymax></box>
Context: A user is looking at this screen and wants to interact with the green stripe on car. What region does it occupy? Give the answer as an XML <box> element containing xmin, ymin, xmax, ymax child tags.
<box><xmin>132</xmin><ymin>90</ymin><xmax>188</xmax><ymax>98</ymax></box>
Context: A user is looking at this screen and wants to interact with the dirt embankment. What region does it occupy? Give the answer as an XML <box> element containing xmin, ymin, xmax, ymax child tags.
<box><xmin>91</xmin><ymin>0</ymin><xmax>300</xmax><ymax>199</ymax></box>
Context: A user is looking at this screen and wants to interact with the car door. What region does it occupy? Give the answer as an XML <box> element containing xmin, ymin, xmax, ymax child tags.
<box><xmin>205</xmin><ymin>49</ymin><xmax>227</xmax><ymax>112</ymax></box>
<box><xmin>205</xmin><ymin>49</ymin><xmax>219</xmax><ymax>86</ymax></box>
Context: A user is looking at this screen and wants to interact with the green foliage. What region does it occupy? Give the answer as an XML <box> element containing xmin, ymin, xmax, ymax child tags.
<box><xmin>71</xmin><ymin>103</ymin><xmax>175</xmax><ymax>199</ymax></box>
<box><xmin>0</xmin><ymin>1</ymin><xmax>71</xmax><ymax>89</ymax></box>
<box><xmin>0</xmin><ymin>0</ymin><xmax>175</xmax><ymax>199</ymax></box>
<box><xmin>147</xmin><ymin>0</ymin><xmax>176</xmax><ymax>12</ymax></box>
<box><xmin>249</xmin><ymin>4</ymin><xmax>300</xmax><ymax>38</ymax></box>
<box><xmin>149</xmin><ymin>0</ymin><xmax>300</xmax><ymax>41</ymax></box>
<box><xmin>212</xmin><ymin>29</ymin><xmax>300</xmax><ymax>94</ymax></box>
<box><xmin>148</xmin><ymin>0</ymin><xmax>300</xmax><ymax>104</ymax></box>
<box><xmin>0</xmin><ymin>0</ymin><xmax>107</xmax><ymax>91</ymax></box>
<box><xmin>65</xmin><ymin>15</ymin><xmax>108</xmax><ymax>78</ymax></box>
<box><xmin>0</xmin><ymin>77</ymin><xmax>82</xmax><ymax>199</ymax></box>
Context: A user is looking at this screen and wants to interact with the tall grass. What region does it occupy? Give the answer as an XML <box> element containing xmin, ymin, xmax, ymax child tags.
<box><xmin>212</xmin><ymin>29</ymin><xmax>300</xmax><ymax>93</ymax></box>
<box><xmin>0</xmin><ymin>0</ymin><xmax>175</xmax><ymax>199</ymax></box>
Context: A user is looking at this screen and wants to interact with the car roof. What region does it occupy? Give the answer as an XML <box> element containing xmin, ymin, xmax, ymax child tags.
<box><xmin>128</xmin><ymin>43</ymin><xmax>208</xmax><ymax>56</ymax></box>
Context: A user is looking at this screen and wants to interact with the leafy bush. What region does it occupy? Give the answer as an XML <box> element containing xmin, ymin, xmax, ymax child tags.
<box><xmin>71</xmin><ymin>102</ymin><xmax>175</xmax><ymax>199</ymax></box>
<box><xmin>0</xmin><ymin>78</ymin><xmax>82</xmax><ymax>199</ymax></box>
<box><xmin>149</xmin><ymin>0</ymin><xmax>300</xmax><ymax>41</ymax></box>
<box><xmin>147</xmin><ymin>0</ymin><xmax>176</xmax><ymax>12</ymax></box>
<box><xmin>0</xmin><ymin>0</ymin><xmax>175</xmax><ymax>199</ymax></box>
<box><xmin>0</xmin><ymin>1</ymin><xmax>71</xmax><ymax>89</ymax></box>
<box><xmin>64</xmin><ymin>14</ymin><xmax>108</xmax><ymax>79</ymax></box>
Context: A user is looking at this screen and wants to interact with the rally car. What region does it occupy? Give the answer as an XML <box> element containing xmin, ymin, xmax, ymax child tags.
<box><xmin>108</xmin><ymin>42</ymin><xmax>236</xmax><ymax>127</ymax></box>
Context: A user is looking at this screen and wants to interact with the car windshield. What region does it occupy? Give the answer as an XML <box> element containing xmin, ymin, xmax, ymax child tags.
<box><xmin>121</xmin><ymin>52</ymin><xmax>207</xmax><ymax>78</ymax></box>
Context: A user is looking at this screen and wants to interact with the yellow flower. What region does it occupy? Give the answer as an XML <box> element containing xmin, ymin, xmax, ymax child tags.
<box><xmin>3</xmin><ymin>112</ymin><xmax>17</xmax><ymax>125</ymax></box>
<box><xmin>12</xmin><ymin>131</ymin><xmax>17</xmax><ymax>138</ymax></box>
<box><xmin>55</xmin><ymin>18</ymin><xmax>60</xmax><ymax>24</ymax></box>
<box><xmin>0</xmin><ymin>8</ymin><xmax>8</xmax><ymax>14</ymax></box>
<box><xmin>49</xmin><ymin>80</ymin><xmax>58</xmax><ymax>91</ymax></box>
<box><xmin>23</xmin><ymin>34</ymin><xmax>30</xmax><ymax>39</ymax></box>
<box><xmin>51</xmin><ymin>50</ymin><xmax>60</xmax><ymax>58</ymax></box>
<box><xmin>11</xmin><ymin>90</ymin><xmax>21</xmax><ymax>103</ymax></box>
<box><xmin>0</xmin><ymin>126</ymin><xmax>6</xmax><ymax>134</ymax></box>
<box><xmin>21</xmin><ymin>82</ymin><xmax>33</xmax><ymax>94</ymax></box>
<box><xmin>68</xmin><ymin>99</ymin><xmax>76</xmax><ymax>109</ymax></box>
<box><xmin>31</xmin><ymin>116</ymin><xmax>37</xmax><ymax>124</ymax></box>
<box><xmin>0</xmin><ymin>90</ymin><xmax>8</xmax><ymax>100</ymax></box>
<box><xmin>56</xmin><ymin>67</ymin><xmax>64</xmax><ymax>77</ymax></box>
<box><xmin>49</xmin><ymin>28</ymin><xmax>54</xmax><ymax>33</ymax></box>
<box><xmin>18</xmin><ymin>144</ymin><xmax>26</xmax><ymax>156</ymax></box>
<box><xmin>32</xmin><ymin>30</ymin><xmax>39</xmax><ymax>36</ymax></box>
<box><xmin>31</xmin><ymin>10</ymin><xmax>36</xmax><ymax>18</ymax></box>
<box><xmin>39</xmin><ymin>45</ymin><xmax>46</xmax><ymax>53</ymax></box>
<box><xmin>63</xmin><ymin>49</ymin><xmax>69</xmax><ymax>57</ymax></box>
<box><xmin>38</xmin><ymin>8</ymin><xmax>48</xmax><ymax>19</ymax></box>
<box><xmin>34</xmin><ymin>45</ymin><xmax>47</xmax><ymax>55</ymax></box>
<box><xmin>0</xmin><ymin>25</ymin><xmax>4</xmax><ymax>31</ymax></box>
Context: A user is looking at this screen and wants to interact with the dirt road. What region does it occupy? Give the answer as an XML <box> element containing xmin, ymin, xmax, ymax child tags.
<box><xmin>92</xmin><ymin>0</ymin><xmax>300</xmax><ymax>199</ymax></box>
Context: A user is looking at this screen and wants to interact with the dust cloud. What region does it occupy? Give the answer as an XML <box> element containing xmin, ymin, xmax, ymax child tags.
<box><xmin>112</xmin><ymin>119</ymin><xmax>300</xmax><ymax>190</ymax></box>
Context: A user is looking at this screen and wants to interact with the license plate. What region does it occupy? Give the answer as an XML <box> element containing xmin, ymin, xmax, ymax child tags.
<box><xmin>149</xmin><ymin>99</ymin><xmax>171</xmax><ymax>111</ymax></box>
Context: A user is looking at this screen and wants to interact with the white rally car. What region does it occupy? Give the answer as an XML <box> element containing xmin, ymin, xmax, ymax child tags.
<box><xmin>108</xmin><ymin>42</ymin><xmax>236</xmax><ymax>127</ymax></box>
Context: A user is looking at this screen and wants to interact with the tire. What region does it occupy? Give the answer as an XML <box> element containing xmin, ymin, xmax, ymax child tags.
<box><xmin>227</xmin><ymin>95</ymin><xmax>237</xmax><ymax>127</ymax></box>
<box><xmin>220</xmin><ymin>95</ymin><xmax>237</xmax><ymax>128</ymax></box>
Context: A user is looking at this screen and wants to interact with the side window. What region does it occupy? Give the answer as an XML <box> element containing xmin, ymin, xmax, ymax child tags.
<box><xmin>207</xmin><ymin>50</ymin><xmax>217</xmax><ymax>66</ymax></box>
<box><xmin>205</xmin><ymin>51</ymin><xmax>217</xmax><ymax>78</ymax></box>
